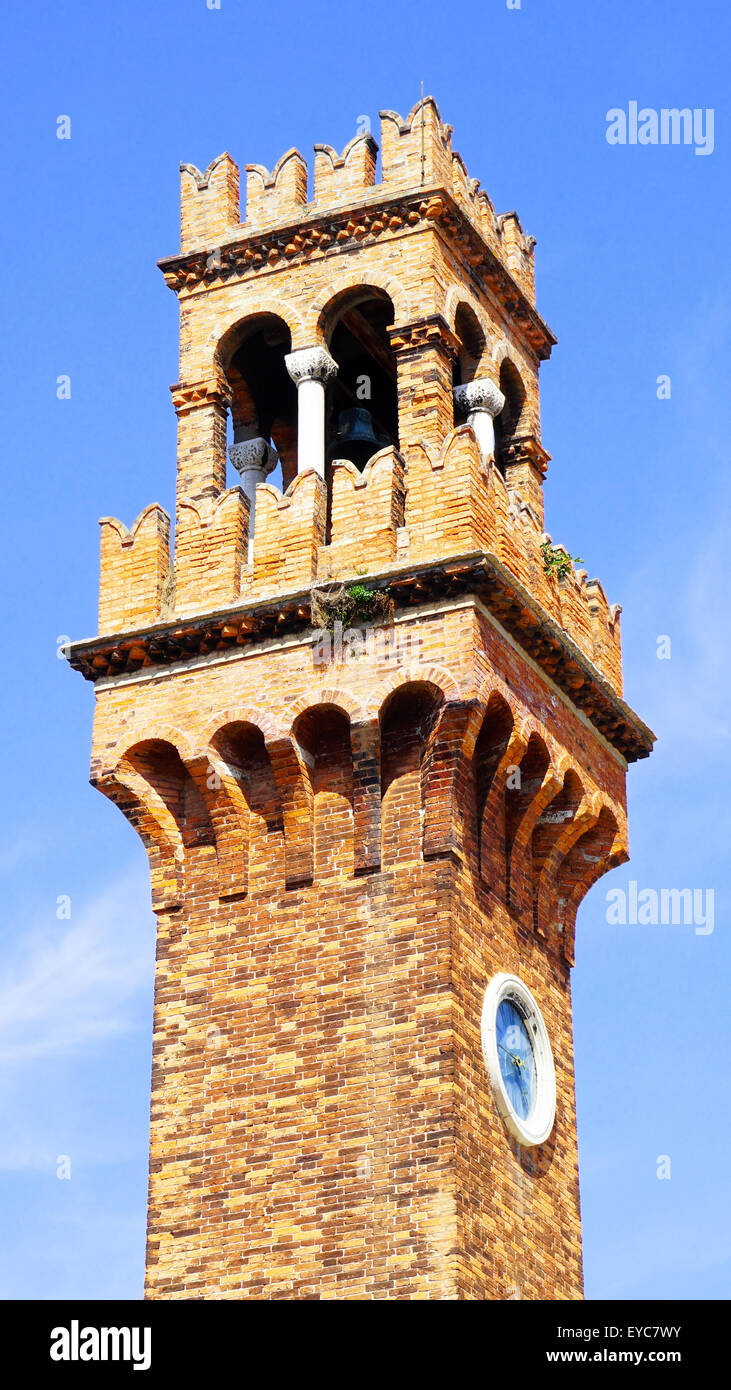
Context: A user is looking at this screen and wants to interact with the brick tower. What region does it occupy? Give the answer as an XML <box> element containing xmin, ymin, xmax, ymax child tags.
<box><xmin>69</xmin><ymin>98</ymin><xmax>654</xmax><ymax>1300</ymax></box>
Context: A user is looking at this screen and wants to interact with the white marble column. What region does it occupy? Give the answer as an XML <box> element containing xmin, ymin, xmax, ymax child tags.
<box><xmin>453</xmin><ymin>378</ymin><xmax>506</xmax><ymax>465</ymax></box>
<box><xmin>284</xmin><ymin>346</ymin><xmax>338</xmax><ymax>477</ymax></box>
<box><xmin>228</xmin><ymin>437</ymin><xmax>278</xmax><ymax>561</ymax></box>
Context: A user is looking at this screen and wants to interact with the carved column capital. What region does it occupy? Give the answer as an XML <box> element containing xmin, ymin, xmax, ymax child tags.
<box><xmin>453</xmin><ymin>377</ymin><xmax>505</xmax><ymax>419</ymax></box>
<box><xmin>285</xmin><ymin>346</ymin><xmax>338</xmax><ymax>386</ymax></box>
<box><xmin>228</xmin><ymin>438</ymin><xmax>278</xmax><ymax>479</ymax></box>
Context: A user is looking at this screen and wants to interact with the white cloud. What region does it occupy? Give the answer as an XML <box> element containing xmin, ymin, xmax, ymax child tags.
<box><xmin>0</xmin><ymin>868</ymin><xmax>155</xmax><ymax>1070</ymax></box>
<box><xmin>622</xmin><ymin>507</ymin><xmax>731</xmax><ymax>758</ymax></box>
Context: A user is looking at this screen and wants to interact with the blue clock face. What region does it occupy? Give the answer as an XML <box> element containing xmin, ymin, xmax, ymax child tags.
<box><xmin>496</xmin><ymin>998</ymin><xmax>538</xmax><ymax>1120</ymax></box>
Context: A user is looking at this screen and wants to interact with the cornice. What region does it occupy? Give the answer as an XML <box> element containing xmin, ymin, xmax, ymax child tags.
<box><xmin>157</xmin><ymin>185</ymin><xmax>556</xmax><ymax>363</ymax></box>
<box><xmin>67</xmin><ymin>552</ymin><xmax>654</xmax><ymax>764</ymax></box>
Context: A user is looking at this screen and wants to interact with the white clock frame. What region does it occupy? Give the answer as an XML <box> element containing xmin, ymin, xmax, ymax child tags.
<box><xmin>481</xmin><ymin>973</ymin><xmax>556</xmax><ymax>1146</ymax></box>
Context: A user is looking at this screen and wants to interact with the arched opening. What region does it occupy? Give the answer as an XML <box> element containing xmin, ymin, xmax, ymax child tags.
<box><xmin>293</xmin><ymin>705</ymin><xmax>354</xmax><ymax>879</ymax></box>
<box><xmin>219</xmin><ymin>313</ymin><xmax>297</xmax><ymax>490</ymax></box>
<box><xmin>379</xmin><ymin>682</ymin><xmax>442</xmax><ymax>866</ymax></box>
<box><xmin>323</xmin><ymin>288</ymin><xmax>398</xmax><ymax>473</ymax></box>
<box><xmin>209</xmin><ymin>721</ymin><xmax>284</xmax><ymax>893</ymax></box>
<box><xmin>123</xmin><ymin>739</ymin><xmax>215</xmax><ymax>850</ymax></box>
<box><xmin>471</xmin><ymin>693</ymin><xmax>514</xmax><ymax>884</ymax></box>
<box><xmin>505</xmin><ymin>732</ymin><xmax>551</xmax><ymax>904</ymax></box>
<box><xmin>530</xmin><ymin>768</ymin><xmax>584</xmax><ymax>932</ymax></box>
<box><xmin>494</xmin><ymin>359</ymin><xmax>527</xmax><ymax>477</ymax></box>
<box><xmin>452</xmin><ymin>303</ymin><xmax>486</xmax><ymax>392</ymax></box>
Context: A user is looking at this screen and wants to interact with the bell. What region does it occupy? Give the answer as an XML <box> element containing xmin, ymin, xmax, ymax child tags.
<box><xmin>327</xmin><ymin>407</ymin><xmax>390</xmax><ymax>471</ymax></box>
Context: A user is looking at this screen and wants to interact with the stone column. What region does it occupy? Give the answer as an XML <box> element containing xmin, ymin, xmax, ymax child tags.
<box><xmin>453</xmin><ymin>378</ymin><xmax>505</xmax><ymax>465</ymax></box>
<box><xmin>284</xmin><ymin>346</ymin><xmax>338</xmax><ymax>477</ymax></box>
<box><xmin>228</xmin><ymin>437</ymin><xmax>278</xmax><ymax>561</ymax></box>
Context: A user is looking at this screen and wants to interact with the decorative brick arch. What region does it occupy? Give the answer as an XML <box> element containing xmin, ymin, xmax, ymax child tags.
<box><xmin>199</xmin><ymin>705</ymin><xmax>279</xmax><ymax>750</ymax></box>
<box><xmin>491</xmin><ymin>338</ymin><xmax>518</xmax><ymax>371</ymax></box>
<box><xmin>557</xmin><ymin>802</ymin><xmax>628</xmax><ymax>964</ymax></box>
<box><xmin>444</xmin><ymin>287</ymin><xmax>490</xmax><ymax>342</ymax></box>
<box><xmin>104</xmin><ymin>722</ymin><xmax>196</xmax><ymax>776</ymax></box>
<box><xmin>505</xmin><ymin>727</ymin><xmax>562</xmax><ymax>918</ymax></box>
<box><xmin>93</xmin><ymin>765</ymin><xmax>183</xmax><ymax>913</ymax></box>
<box><xmin>530</xmin><ymin>762</ymin><xmax>593</xmax><ymax>937</ymax></box>
<box><xmin>474</xmin><ymin>675</ymin><xmax>521</xmax><ymax>724</ymax></box>
<box><xmin>365</xmin><ymin>663</ymin><xmax>462</xmax><ymax>721</ymax></box>
<box><xmin>97</xmin><ymin>733</ymin><xmax>216</xmax><ymax>914</ymax></box>
<box><xmin>287</xmin><ymin>686</ymin><xmax>366</xmax><ymax>731</ymax></box>
<box><xmin>516</xmin><ymin>713</ymin><xmax>561</xmax><ymax>769</ymax></box>
<box><xmin>471</xmin><ymin>690</ymin><xmax>523</xmax><ymax>886</ymax></box>
<box><xmin>309</xmin><ymin>272</ymin><xmax>413</xmax><ymax>344</ymax></box>
<box><xmin>209</xmin><ymin>297</ymin><xmax>307</xmax><ymax>373</ymax></box>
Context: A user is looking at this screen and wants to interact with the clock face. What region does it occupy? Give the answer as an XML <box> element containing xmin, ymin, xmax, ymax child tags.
<box><xmin>496</xmin><ymin>998</ymin><xmax>537</xmax><ymax>1120</ymax></box>
<box><xmin>481</xmin><ymin>974</ymin><xmax>556</xmax><ymax>1146</ymax></box>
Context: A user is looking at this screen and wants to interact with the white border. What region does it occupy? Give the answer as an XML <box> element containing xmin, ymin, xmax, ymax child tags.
<box><xmin>481</xmin><ymin>973</ymin><xmax>556</xmax><ymax>1146</ymax></box>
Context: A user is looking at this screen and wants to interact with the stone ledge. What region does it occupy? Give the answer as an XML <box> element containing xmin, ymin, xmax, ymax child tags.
<box><xmin>67</xmin><ymin>550</ymin><xmax>655</xmax><ymax>765</ymax></box>
<box><xmin>157</xmin><ymin>184</ymin><xmax>556</xmax><ymax>363</ymax></box>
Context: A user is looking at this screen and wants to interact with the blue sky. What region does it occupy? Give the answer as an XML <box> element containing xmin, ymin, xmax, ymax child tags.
<box><xmin>0</xmin><ymin>0</ymin><xmax>729</xmax><ymax>1300</ymax></box>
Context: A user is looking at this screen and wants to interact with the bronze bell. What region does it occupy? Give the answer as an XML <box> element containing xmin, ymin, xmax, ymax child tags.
<box><xmin>327</xmin><ymin>407</ymin><xmax>390</xmax><ymax>471</ymax></box>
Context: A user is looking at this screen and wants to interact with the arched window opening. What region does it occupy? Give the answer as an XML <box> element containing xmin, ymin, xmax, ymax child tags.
<box><xmin>494</xmin><ymin>359</ymin><xmax>526</xmax><ymax>477</ymax></box>
<box><xmin>210</xmin><ymin>721</ymin><xmax>284</xmax><ymax>893</ymax></box>
<box><xmin>224</xmin><ymin>313</ymin><xmax>296</xmax><ymax>490</ymax></box>
<box><xmin>452</xmin><ymin>304</ymin><xmax>486</xmax><ymax>393</ymax></box>
<box><xmin>293</xmin><ymin>705</ymin><xmax>354</xmax><ymax>880</ymax></box>
<box><xmin>325</xmin><ymin>291</ymin><xmax>398</xmax><ymax>473</ymax></box>
<box><xmin>379</xmin><ymin>683</ymin><xmax>442</xmax><ymax>866</ymax></box>
<box><xmin>472</xmin><ymin>693</ymin><xmax>514</xmax><ymax>882</ymax></box>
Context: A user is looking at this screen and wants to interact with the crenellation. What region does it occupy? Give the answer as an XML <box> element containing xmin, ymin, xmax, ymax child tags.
<box><xmin>174</xmin><ymin>488</ymin><xmax>249</xmax><ymax>617</ymax></box>
<box><xmin>313</xmin><ymin>132</ymin><xmax>378</xmax><ymax>205</ymax></box>
<box><xmin>98</xmin><ymin>504</ymin><xmax>171</xmax><ymax>636</ymax></box>
<box><xmin>321</xmin><ymin>447</ymin><xmax>405</xmax><ymax>577</ymax></box>
<box><xmin>180</xmin><ymin>153</ymin><xmax>240</xmax><ymax>253</ymax></box>
<box><xmin>251</xmin><ymin>468</ymin><xmax>326</xmax><ymax>596</ymax></box>
<box><xmin>497</xmin><ymin>211</ymin><xmax>536</xmax><ymax>302</ymax></box>
<box><xmin>245</xmin><ymin>148</ymin><xmax>308</xmax><ymax>228</ymax></box>
<box><xmin>585</xmin><ymin>579</ymin><xmax>623</xmax><ymax>693</ymax></box>
<box><xmin>378</xmin><ymin>97</ymin><xmax>455</xmax><ymax>191</ymax></box>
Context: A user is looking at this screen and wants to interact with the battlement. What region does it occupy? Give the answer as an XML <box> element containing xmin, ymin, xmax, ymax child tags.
<box><xmin>245</xmin><ymin>148</ymin><xmax>308</xmax><ymax>229</ymax></box>
<box><xmin>98</xmin><ymin>504</ymin><xmax>171</xmax><ymax>636</ymax></box>
<box><xmin>250</xmin><ymin>468</ymin><xmax>326</xmax><ymax>594</ymax></box>
<box><xmin>180</xmin><ymin>153</ymin><xmax>240</xmax><ymax>253</ymax></box>
<box><xmin>320</xmin><ymin>448</ymin><xmax>405</xmax><ymax>577</ymax></box>
<box><xmin>313</xmin><ymin>133</ymin><xmax>378</xmax><ymax>206</ymax></box>
<box><xmin>174</xmin><ymin>97</ymin><xmax>536</xmax><ymax>302</ymax></box>
<box><xmin>95</xmin><ymin>427</ymin><xmax>623</xmax><ymax>693</ymax></box>
<box><xmin>175</xmin><ymin>488</ymin><xmax>249</xmax><ymax>616</ymax></box>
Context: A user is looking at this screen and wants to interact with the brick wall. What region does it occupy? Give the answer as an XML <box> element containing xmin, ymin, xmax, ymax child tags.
<box><xmin>87</xmin><ymin>601</ymin><xmax>628</xmax><ymax>1299</ymax></box>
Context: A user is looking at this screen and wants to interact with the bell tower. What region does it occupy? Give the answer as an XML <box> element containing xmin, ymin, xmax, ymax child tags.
<box><xmin>69</xmin><ymin>98</ymin><xmax>654</xmax><ymax>1300</ymax></box>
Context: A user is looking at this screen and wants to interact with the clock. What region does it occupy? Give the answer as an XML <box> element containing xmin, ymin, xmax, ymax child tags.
<box><xmin>481</xmin><ymin>974</ymin><xmax>556</xmax><ymax>1146</ymax></box>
